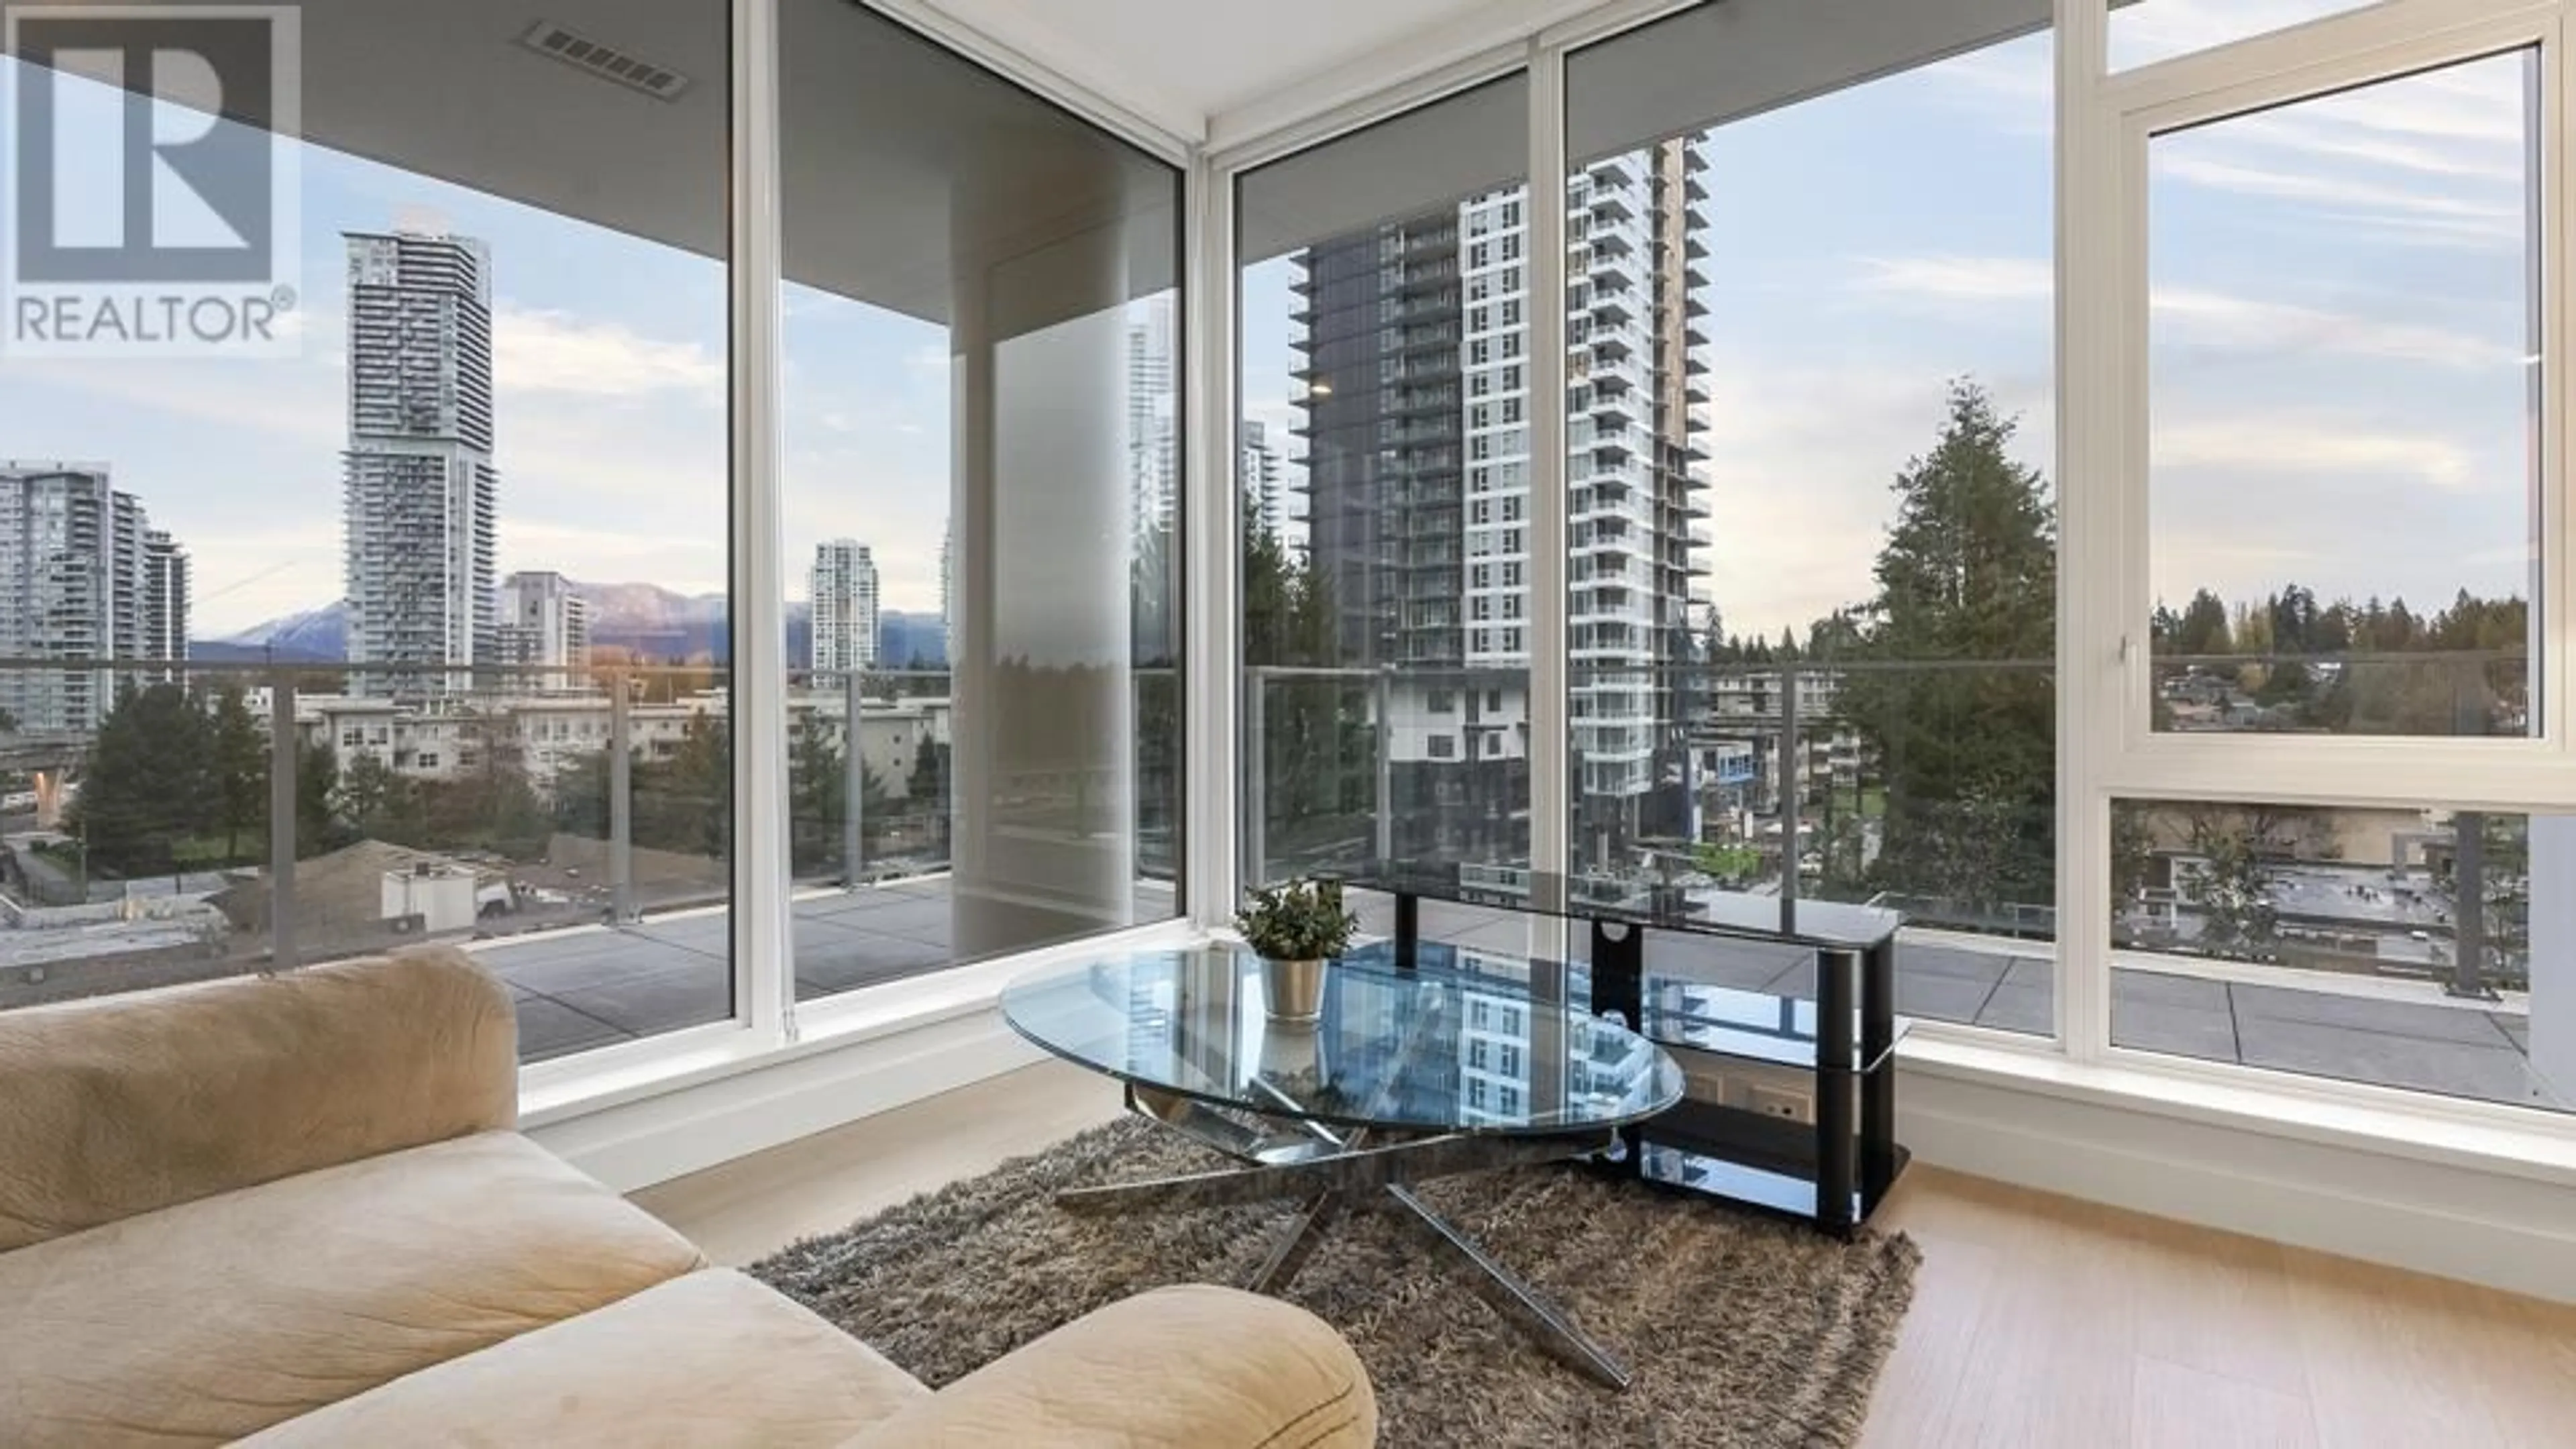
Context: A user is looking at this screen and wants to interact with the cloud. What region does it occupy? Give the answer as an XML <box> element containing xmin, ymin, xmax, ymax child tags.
<box><xmin>491</xmin><ymin>305</ymin><xmax>726</xmax><ymax>400</ymax></box>
<box><xmin>496</xmin><ymin>519</ymin><xmax>724</xmax><ymax>597</ymax></box>
<box><xmin>2222</xmin><ymin>109</ymin><xmax>2524</xmax><ymax>184</ymax></box>
<box><xmin>1686</xmin><ymin>354</ymin><xmax>2055</xmax><ymax>638</ymax></box>
<box><xmin>2147</xmin><ymin>48</ymin><xmax>2529</xmax><ymax>252</ymax></box>
<box><xmin>1852</xmin><ymin>258</ymin><xmax>2517</xmax><ymax>370</ymax></box>
<box><xmin>2151</xmin><ymin>286</ymin><xmax>2516</xmax><ymax>369</ymax></box>
<box><xmin>2152</xmin><ymin>154</ymin><xmax>2520</xmax><ymax>246</ymax></box>
<box><xmin>2155</xmin><ymin>418</ymin><xmax>2478</xmax><ymax>491</ymax></box>
<box><xmin>1849</xmin><ymin>255</ymin><xmax>2051</xmax><ymax>305</ymax></box>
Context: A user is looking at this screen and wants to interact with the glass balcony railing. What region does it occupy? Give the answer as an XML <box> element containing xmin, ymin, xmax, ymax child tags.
<box><xmin>0</xmin><ymin>655</ymin><xmax>1220</xmax><ymax>1061</ymax></box>
<box><xmin>0</xmin><ymin>657</ymin><xmax>741</xmax><ymax>1060</ymax></box>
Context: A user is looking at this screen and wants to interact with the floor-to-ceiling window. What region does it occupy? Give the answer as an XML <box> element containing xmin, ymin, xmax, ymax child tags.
<box><xmin>1560</xmin><ymin>1</ymin><xmax>2061</xmax><ymax>1034</ymax></box>
<box><xmin>2101</xmin><ymin>4</ymin><xmax>2566</xmax><ymax>1113</ymax></box>
<box><xmin>1219</xmin><ymin>0</ymin><xmax>2573</xmax><ymax>1126</ymax></box>
<box><xmin>1236</xmin><ymin>76</ymin><xmax>1535</xmax><ymax>885</ymax></box>
<box><xmin>0</xmin><ymin>1</ymin><xmax>733</xmax><ymax>1063</ymax></box>
<box><xmin>780</xmin><ymin>0</ymin><xmax>1185</xmax><ymax>999</ymax></box>
<box><xmin>1</xmin><ymin>0</ymin><xmax>1190</xmax><ymax>1066</ymax></box>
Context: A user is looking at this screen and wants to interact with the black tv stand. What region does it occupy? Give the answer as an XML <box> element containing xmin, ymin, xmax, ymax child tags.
<box><xmin>1343</xmin><ymin>861</ymin><xmax>1908</xmax><ymax>1237</ymax></box>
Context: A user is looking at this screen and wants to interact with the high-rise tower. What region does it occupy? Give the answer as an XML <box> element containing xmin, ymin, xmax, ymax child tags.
<box><xmin>1241</xmin><ymin>420</ymin><xmax>1287</xmax><ymax>540</ymax></box>
<box><xmin>0</xmin><ymin>462</ymin><xmax>149</xmax><ymax>732</ymax></box>
<box><xmin>1124</xmin><ymin>293</ymin><xmax>1179</xmax><ymax>541</ymax></box>
<box><xmin>497</xmin><ymin>570</ymin><xmax>589</xmax><ymax>688</ymax></box>
<box><xmin>341</xmin><ymin>229</ymin><xmax>497</xmax><ymax>696</ymax></box>
<box><xmin>142</xmin><ymin>529</ymin><xmax>190</xmax><ymax>684</ymax></box>
<box><xmin>1293</xmin><ymin>136</ymin><xmax>1709</xmax><ymax>865</ymax></box>
<box><xmin>809</xmin><ymin>539</ymin><xmax>881</xmax><ymax>676</ymax></box>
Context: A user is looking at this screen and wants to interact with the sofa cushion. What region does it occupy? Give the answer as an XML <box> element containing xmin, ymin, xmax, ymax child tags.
<box><xmin>0</xmin><ymin>948</ymin><xmax>519</xmax><ymax>1254</ymax></box>
<box><xmin>0</xmin><ymin>1130</ymin><xmax>702</xmax><ymax>1447</ymax></box>
<box><xmin>242</xmin><ymin>1269</ymin><xmax>930</xmax><ymax>1448</ymax></box>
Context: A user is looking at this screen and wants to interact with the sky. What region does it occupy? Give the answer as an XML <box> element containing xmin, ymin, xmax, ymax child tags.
<box><xmin>1241</xmin><ymin>0</ymin><xmax>2533</xmax><ymax>641</ymax></box>
<box><xmin>0</xmin><ymin>56</ymin><xmax>955</xmax><ymax>637</ymax></box>
<box><xmin>3</xmin><ymin>0</ymin><xmax>2539</xmax><ymax>645</ymax></box>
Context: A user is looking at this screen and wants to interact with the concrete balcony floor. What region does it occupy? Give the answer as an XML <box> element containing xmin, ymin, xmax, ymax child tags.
<box><xmin>479</xmin><ymin>878</ymin><xmax>1178</xmax><ymax>1063</ymax></box>
<box><xmin>1361</xmin><ymin>897</ymin><xmax>2559</xmax><ymax>1115</ymax></box>
<box><xmin>468</xmin><ymin>881</ymin><xmax>2558</xmax><ymax>1114</ymax></box>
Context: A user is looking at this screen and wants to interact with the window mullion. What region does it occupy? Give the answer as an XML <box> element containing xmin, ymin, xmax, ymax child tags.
<box><xmin>1527</xmin><ymin>38</ymin><xmax>1571</xmax><ymax>886</ymax></box>
<box><xmin>729</xmin><ymin>0</ymin><xmax>794</xmax><ymax>1045</ymax></box>
<box><xmin>2060</xmin><ymin>0</ymin><xmax>2118</xmax><ymax>1064</ymax></box>
<box><xmin>1188</xmin><ymin>150</ymin><xmax>1238</xmax><ymax>928</ymax></box>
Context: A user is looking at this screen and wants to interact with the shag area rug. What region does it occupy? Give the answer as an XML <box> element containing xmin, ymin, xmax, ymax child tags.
<box><xmin>753</xmin><ymin>1117</ymin><xmax>1919</xmax><ymax>1448</ymax></box>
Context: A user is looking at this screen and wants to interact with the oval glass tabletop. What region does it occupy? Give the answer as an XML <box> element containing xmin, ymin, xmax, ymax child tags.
<box><xmin>1001</xmin><ymin>944</ymin><xmax>1684</xmax><ymax>1136</ymax></box>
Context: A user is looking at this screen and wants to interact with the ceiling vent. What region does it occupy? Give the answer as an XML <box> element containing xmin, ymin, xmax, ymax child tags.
<box><xmin>518</xmin><ymin>20</ymin><xmax>692</xmax><ymax>102</ymax></box>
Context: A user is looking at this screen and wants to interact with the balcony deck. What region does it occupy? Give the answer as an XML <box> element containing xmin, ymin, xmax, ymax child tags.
<box><xmin>478</xmin><ymin>878</ymin><xmax>1180</xmax><ymax>1061</ymax></box>
<box><xmin>47</xmin><ymin>870</ymin><xmax>2528</xmax><ymax>1112</ymax></box>
<box><xmin>1358</xmin><ymin>896</ymin><xmax>2556</xmax><ymax>1114</ymax></box>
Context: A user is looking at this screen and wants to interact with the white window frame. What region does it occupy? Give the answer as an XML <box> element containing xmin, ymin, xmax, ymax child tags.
<box><xmin>525</xmin><ymin>0</ymin><xmax>1209</xmax><ymax>1104</ymax></box>
<box><xmin>1205</xmin><ymin>0</ymin><xmax>2576</xmax><ymax>1150</ymax></box>
<box><xmin>2074</xmin><ymin>0</ymin><xmax>2573</xmax><ymax>1108</ymax></box>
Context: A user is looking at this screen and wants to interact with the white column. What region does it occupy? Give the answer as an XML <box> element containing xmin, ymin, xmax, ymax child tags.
<box><xmin>950</xmin><ymin>193</ymin><xmax>1139</xmax><ymax>961</ymax></box>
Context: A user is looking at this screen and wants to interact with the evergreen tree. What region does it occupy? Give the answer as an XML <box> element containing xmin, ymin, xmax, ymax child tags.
<box><xmin>549</xmin><ymin>747</ymin><xmax>612</xmax><ymax>838</ymax></box>
<box><xmin>1834</xmin><ymin>380</ymin><xmax>2056</xmax><ymax>911</ymax></box>
<box><xmin>67</xmin><ymin>684</ymin><xmax>215</xmax><ymax>876</ymax></box>
<box><xmin>2173</xmin><ymin>589</ymin><xmax>2232</xmax><ymax>656</ymax></box>
<box><xmin>909</xmin><ymin>741</ymin><xmax>951</xmax><ymax>859</ymax></box>
<box><xmin>296</xmin><ymin>740</ymin><xmax>343</xmax><ymax>857</ymax></box>
<box><xmin>209</xmin><ymin>683</ymin><xmax>268</xmax><ymax>863</ymax></box>
<box><xmin>2180</xmin><ymin>807</ymin><xmax>2285</xmax><ymax>961</ymax></box>
<box><xmin>633</xmin><ymin>714</ymin><xmax>730</xmax><ymax>859</ymax></box>
<box><xmin>421</xmin><ymin>710</ymin><xmax>549</xmax><ymax>858</ymax></box>
<box><xmin>788</xmin><ymin>715</ymin><xmax>890</xmax><ymax>876</ymax></box>
<box><xmin>1242</xmin><ymin>497</ymin><xmax>1359</xmax><ymax>873</ymax></box>
<box><xmin>335</xmin><ymin>751</ymin><xmax>426</xmax><ymax>845</ymax></box>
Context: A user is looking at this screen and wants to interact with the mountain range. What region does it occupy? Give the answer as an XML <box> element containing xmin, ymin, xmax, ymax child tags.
<box><xmin>192</xmin><ymin>583</ymin><xmax>950</xmax><ymax>669</ymax></box>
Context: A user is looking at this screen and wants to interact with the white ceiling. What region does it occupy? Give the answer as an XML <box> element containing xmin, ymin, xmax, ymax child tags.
<box><xmin>915</xmin><ymin>0</ymin><xmax>1621</xmax><ymax>142</ymax></box>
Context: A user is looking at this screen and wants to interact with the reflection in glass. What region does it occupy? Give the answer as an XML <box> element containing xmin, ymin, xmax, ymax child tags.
<box><xmin>780</xmin><ymin>1</ymin><xmax>1184</xmax><ymax>1000</ymax></box>
<box><xmin>1237</xmin><ymin>76</ymin><xmax>1535</xmax><ymax>883</ymax></box>
<box><xmin>1000</xmin><ymin>944</ymin><xmax>1683</xmax><ymax>1134</ymax></box>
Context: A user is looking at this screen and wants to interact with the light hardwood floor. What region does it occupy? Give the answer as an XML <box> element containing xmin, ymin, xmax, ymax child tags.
<box><xmin>632</xmin><ymin>1060</ymin><xmax>2576</xmax><ymax>1448</ymax></box>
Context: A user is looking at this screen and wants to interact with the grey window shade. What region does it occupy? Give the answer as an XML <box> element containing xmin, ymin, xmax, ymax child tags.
<box><xmin>1566</xmin><ymin>0</ymin><xmax>2051</xmax><ymax>164</ymax></box>
<box><xmin>1236</xmin><ymin>73</ymin><xmax>1529</xmax><ymax>268</ymax></box>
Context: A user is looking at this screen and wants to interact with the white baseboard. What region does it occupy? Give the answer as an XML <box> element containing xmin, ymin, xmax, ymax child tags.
<box><xmin>1900</xmin><ymin>1068</ymin><xmax>2576</xmax><ymax>1304</ymax></box>
<box><xmin>530</xmin><ymin>1008</ymin><xmax>1044</xmax><ymax>1193</ymax></box>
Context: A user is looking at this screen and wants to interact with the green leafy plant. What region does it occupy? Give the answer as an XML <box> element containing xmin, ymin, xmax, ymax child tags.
<box><xmin>1234</xmin><ymin>877</ymin><xmax>1358</xmax><ymax>962</ymax></box>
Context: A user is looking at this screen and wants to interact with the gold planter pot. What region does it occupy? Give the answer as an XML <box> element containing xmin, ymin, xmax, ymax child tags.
<box><xmin>1260</xmin><ymin>956</ymin><xmax>1328</xmax><ymax>1023</ymax></box>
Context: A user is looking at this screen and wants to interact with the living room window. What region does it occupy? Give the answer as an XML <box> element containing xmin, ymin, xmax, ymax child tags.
<box><xmin>2085</xmin><ymin>7</ymin><xmax>2567</xmax><ymax>1113</ymax></box>
<box><xmin>1209</xmin><ymin>0</ymin><xmax>2574</xmax><ymax>1132</ymax></box>
<box><xmin>1562</xmin><ymin>0</ymin><xmax>2059</xmax><ymax>1034</ymax></box>
<box><xmin>777</xmin><ymin>2</ymin><xmax>1185</xmax><ymax>999</ymax></box>
<box><xmin>1238</xmin><ymin>72</ymin><xmax>1534</xmax><ymax>883</ymax></box>
<box><xmin>0</xmin><ymin>0</ymin><xmax>733</xmax><ymax>1063</ymax></box>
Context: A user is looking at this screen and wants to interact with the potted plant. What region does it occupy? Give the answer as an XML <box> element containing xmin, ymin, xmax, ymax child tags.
<box><xmin>1234</xmin><ymin>877</ymin><xmax>1358</xmax><ymax>1023</ymax></box>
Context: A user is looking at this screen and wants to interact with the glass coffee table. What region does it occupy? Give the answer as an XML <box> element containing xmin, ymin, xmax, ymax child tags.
<box><xmin>1002</xmin><ymin>943</ymin><xmax>1684</xmax><ymax>1388</ymax></box>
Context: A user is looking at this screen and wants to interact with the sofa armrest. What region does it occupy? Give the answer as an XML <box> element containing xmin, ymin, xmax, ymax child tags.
<box><xmin>843</xmin><ymin>1285</ymin><xmax>1375</xmax><ymax>1448</ymax></box>
<box><xmin>0</xmin><ymin>947</ymin><xmax>517</xmax><ymax>1252</ymax></box>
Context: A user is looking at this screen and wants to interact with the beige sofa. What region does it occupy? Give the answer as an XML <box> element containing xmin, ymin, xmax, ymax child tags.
<box><xmin>0</xmin><ymin>948</ymin><xmax>1378</xmax><ymax>1446</ymax></box>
